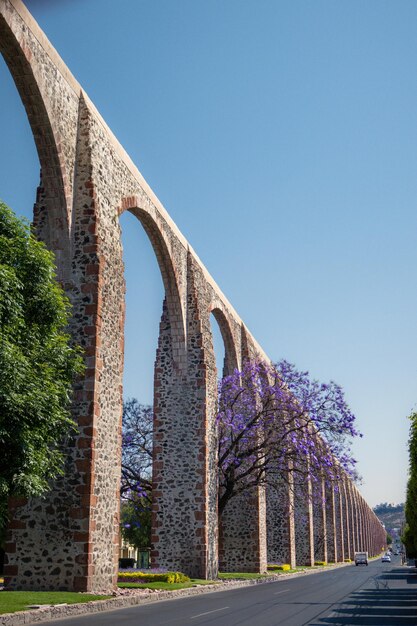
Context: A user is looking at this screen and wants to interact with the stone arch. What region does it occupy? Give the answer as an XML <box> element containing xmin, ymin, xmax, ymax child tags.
<box><xmin>210</xmin><ymin>306</ymin><xmax>239</xmax><ymax>378</ymax></box>
<box><xmin>0</xmin><ymin>7</ymin><xmax>72</xmax><ymax>276</ymax></box>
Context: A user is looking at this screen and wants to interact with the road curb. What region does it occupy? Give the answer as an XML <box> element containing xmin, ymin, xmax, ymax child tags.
<box><xmin>0</xmin><ymin>562</ymin><xmax>353</xmax><ymax>626</ymax></box>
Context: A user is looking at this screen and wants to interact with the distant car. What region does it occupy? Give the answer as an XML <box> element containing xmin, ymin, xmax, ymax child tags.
<box><xmin>354</xmin><ymin>552</ymin><xmax>369</xmax><ymax>566</ymax></box>
<box><xmin>394</xmin><ymin>551</ymin><xmax>399</xmax><ymax>556</ymax></box>
<box><xmin>381</xmin><ymin>555</ymin><xmax>391</xmax><ymax>563</ymax></box>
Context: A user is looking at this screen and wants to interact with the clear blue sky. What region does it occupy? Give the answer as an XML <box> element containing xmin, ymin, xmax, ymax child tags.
<box><xmin>1</xmin><ymin>0</ymin><xmax>417</xmax><ymax>507</ymax></box>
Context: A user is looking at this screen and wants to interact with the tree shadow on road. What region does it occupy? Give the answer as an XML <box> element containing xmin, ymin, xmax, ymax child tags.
<box><xmin>376</xmin><ymin>568</ymin><xmax>417</xmax><ymax>584</ymax></box>
<box><xmin>309</xmin><ymin>569</ymin><xmax>417</xmax><ymax>625</ymax></box>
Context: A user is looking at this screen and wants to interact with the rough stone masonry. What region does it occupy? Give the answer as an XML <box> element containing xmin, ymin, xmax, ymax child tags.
<box><xmin>0</xmin><ymin>0</ymin><xmax>386</xmax><ymax>593</ymax></box>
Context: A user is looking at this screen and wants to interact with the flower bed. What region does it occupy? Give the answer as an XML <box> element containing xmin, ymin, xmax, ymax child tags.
<box><xmin>117</xmin><ymin>570</ymin><xmax>190</xmax><ymax>584</ymax></box>
<box><xmin>267</xmin><ymin>564</ymin><xmax>291</xmax><ymax>571</ymax></box>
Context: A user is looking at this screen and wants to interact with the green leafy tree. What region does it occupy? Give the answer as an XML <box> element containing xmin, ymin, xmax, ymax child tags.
<box><xmin>0</xmin><ymin>200</ymin><xmax>83</xmax><ymax>525</ymax></box>
<box><xmin>403</xmin><ymin>411</ymin><xmax>417</xmax><ymax>557</ymax></box>
<box><xmin>374</xmin><ymin>502</ymin><xmax>404</xmax><ymax>515</ymax></box>
<box><xmin>120</xmin><ymin>497</ymin><xmax>152</xmax><ymax>550</ymax></box>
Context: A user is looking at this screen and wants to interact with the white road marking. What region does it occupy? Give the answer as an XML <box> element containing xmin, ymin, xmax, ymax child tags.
<box><xmin>190</xmin><ymin>606</ymin><xmax>229</xmax><ymax>619</ymax></box>
<box><xmin>274</xmin><ymin>588</ymin><xmax>290</xmax><ymax>595</ymax></box>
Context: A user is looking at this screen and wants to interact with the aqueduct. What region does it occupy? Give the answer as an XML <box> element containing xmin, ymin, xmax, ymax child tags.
<box><xmin>0</xmin><ymin>0</ymin><xmax>386</xmax><ymax>593</ymax></box>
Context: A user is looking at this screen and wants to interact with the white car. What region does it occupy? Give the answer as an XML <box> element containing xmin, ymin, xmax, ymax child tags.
<box><xmin>381</xmin><ymin>554</ymin><xmax>391</xmax><ymax>563</ymax></box>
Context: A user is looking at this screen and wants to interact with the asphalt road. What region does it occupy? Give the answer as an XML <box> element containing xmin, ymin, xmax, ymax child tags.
<box><xmin>38</xmin><ymin>556</ymin><xmax>417</xmax><ymax>626</ymax></box>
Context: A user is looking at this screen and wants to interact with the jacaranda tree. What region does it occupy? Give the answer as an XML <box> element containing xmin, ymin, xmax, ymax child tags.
<box><xmin>217</xmin><ymin>359</ymin><xmax>361</xmax><ymax>517</ymax></box>
<box><xmin>121</xmin><ymin>359</ymin><xmax>361</xmax><ymax>526</ymax></box>
<box><xmin>121</xmin><ymin>399</ymin><xmax>153</xmax><ymax>502</ymax></box>
<box><xmin>120</xmin><ymin>399</ymin><xmax>153</xmax><ymax>549</ymax></box>
<box><xmin>0</xmin><ymin>201</ymin><xmax>83</xmax><ymax>526</ymax></box>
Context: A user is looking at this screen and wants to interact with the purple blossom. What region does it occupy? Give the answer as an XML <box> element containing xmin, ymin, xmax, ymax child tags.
<box><xmin>216</xmin><ymin>359</ymin><xmax>361</xmax><ymax>516</ymax></box>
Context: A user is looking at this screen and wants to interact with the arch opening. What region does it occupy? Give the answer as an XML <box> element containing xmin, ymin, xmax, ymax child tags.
<box><xmin>125</xmin><ymin>206</ymin><xmax>186</xmax><ymax>361</ymax></box>
<box><xmin>209</xmin><ymin>313</ymin><xmax>226</xmax><ymax>380</ymax></box>
<box><xmin>0</xmin><ymin>16</ymin><xmax>71</xmax><ymax>278</ymax></box>
<box><xmin>118</xmin><ymin>206</ymin><xmax>186</xmax><ymax>566</ymax></box>
<box><xmin>0</xmin><ymin>55</ymin><xmax>39</xmax><ymax>222</ymax></box>
<box><xmin>119</xmin><ymin>210</ymin><xmax>166</xmax><ymax>404</ymax></box>
<box><xmin>210</xmin><ymin>307</ymin><xmax>238</xmax><ymax>379</ymax></box>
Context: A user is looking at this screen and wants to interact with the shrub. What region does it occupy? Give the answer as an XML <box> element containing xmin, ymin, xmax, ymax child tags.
<box><xmin>314</xmin><ymin>561</ymin><xmax>326</xmax><ymax>566</ymax></box>
<box><xmin>343</xmin><ymin>558</ymin><xmax>352</xmax><ymax>563</ymax></box>
<box><xmin>267</xmin><ymin>564</ymin><xmax>291</xmax><ymax>571</ymax></box>
<box><xmin>117</xmin><ymin>571</ymin><xmax>190</xmax><ymax>584</ymax></box>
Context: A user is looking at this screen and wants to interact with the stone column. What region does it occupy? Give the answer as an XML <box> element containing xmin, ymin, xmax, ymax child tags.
<box><xmin>219</xmin><ymin>486</ymin><xmax>267</xmax><ymax>573</ymax></box>
<box><xmin>152</xmin><ymin>253</ymin><xmax>219</xmax><ymax>580</ymax></box>
<box><xmin>346</xmin><ymin>481</ymin><xmax>357</xmax><ymax>555</ymax></box>
<box><xmin>341</xmin><ymin>480</ymin><xmax>352</xmax><ymax>561</ymax></box>
<box><xmin>334</xmin><ymin>485</ymin><xmax>344</xmax><ymax>562</ymax></box>
<box><xmin>218</xmin><ymin>328</ymin><xmax>269</xmax><ymax>574</ymax></box>
<box><xmin>312</xmin><ymin>479</ymin><xmax>327</xmax><ymax>563</ymax></box>
<box><xmin>294</xmin><ymin>474</ymin><xmax>314</xmax><ymax>566</ymax></box>
<box><xmin>266</xmin><ymin>473</ymin><xmax>296</xmax><ymax>568</ymax></box>
<box><xmin>365</xmin><ymin>503</ymin><xmax>372</xmax><ymax>555</ymax></box>
<box><xmin>352</xmin><ymin>486</ymin><xmax>361</xmax><ymax>552</ymax></box>
<box><xmin>5</xmin><ymin>98</ymin><xmax>126</xmax><ymax>593</ymax></box>
<box><xmin>361</xmin><ymin>500</ymin><xmax>368</xmax><ymax>552</ymax></box>
<box><xmin>357</xmin><ymin>494</ymin><xmax>365</xmax><ymax>552</ymax></box>
<box><xmin>369</xmin><ymin>505</ymin><xmax>375</xmax><ymax>553</ymax></box>
<box><xmin>375</xmin><ymin>511</ymin><xmax>385</xmax><ymax>555</ymax></box>
<box><xmin>325</xmin><ymin>484</ymin><xmax>337</xmax><ymax>563</ymax></box>
<box><xmin>370</xmin><ymin>512</ymin><xmax>375</xmax><ymax>556</ymax></box>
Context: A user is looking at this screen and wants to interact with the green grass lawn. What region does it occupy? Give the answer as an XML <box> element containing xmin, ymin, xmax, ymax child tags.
<box><xmin>118</xmin><ymin>579</ymin><xmax>219</xmax><ymax>590</ymax></box>
<box><xmin>0</xmin><ymin>592</ymin><xmax>111</xmax><ymax>615</ymax></box>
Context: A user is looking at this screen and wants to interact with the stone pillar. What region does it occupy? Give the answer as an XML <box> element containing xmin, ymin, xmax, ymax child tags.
<box><xmin>312</xmin><ymin>479</ymin><xmax>327</xmax><ymax>563</ymax></box>
<box><xmin>368</xmin><ymin>504</ymin><xmax>374</xmax><ymax>553</ymax></box>
<box><xmin>363</xmin><ymin>499</ymin><xmax>369</xmax><ymax>553</ymax></box>
<box><xmin>375</xmin><ymin>511</ymin><xmax>385</xmax><ymax>555</ymax></box>
<box><xmin>363</xmin><ymin>502</ymin><xmax>369</xmax><ymax>554</ymax></box>
<box><xmin>369</xmin><ymin>514</ymin><xmax>379</xmax><ymax>556</ymax></box>
<box><xmin>370</xmin><ymin>512</ymin><xmax>375</xmax><ymax>556</ymax></box>
<box><xmin>5</xmin><ymin>97</ymin><xmax>126</xmax><ymax>593</ymax></box>
<box><xmin>366</xmin><ymin>504</ymin><xmax>373</xmax><ymax>555</ymax></box>
<box><xmin>266</xmin><ymin>473</ymin><xmax>296</xmax><ymax>568</ymax></box>
<box><xmin>349</xmin><ymin>485</ymin><xmax>357</xmax><ymax>553</ymax></box>
<box><xmin>364</xmin><ymin>505</ymin><xmax>369</xmax><ymax>554</ymax></box>
<box><xmin>325</xmin><ymin>484</ymin><xmax>337</xmax><ymax>563</ymax></box>
<box><xmin>294</xmin><ymin>474</ymin><xmax>314</xmax><ymax>566</ymax></box>
<box><xmin>369</xmin><ymin>508</ymin><xmax>384</xmax><ymax>556</ymax></box>
<box><xmin>218</xmin><ymin>329</ymin><xmax>268</xmax><ymax>575</ymax></box>
<box><xmin>346</xmin><ymin>481</ymin><xmax>357</xmax><ymax>555</ymax></box>
<box><xmin>357</xmin><ymin>494</ymin><xmax>365</xmax><ymax>552</ymax></box>
<box><xmin>341</xmin><ymin>480</ymin><xmax>352</xmax><ymax>561</ymax></box>
<box><xmin>352</xmin><ymin>487</ymin><xmax>361</xmax><ymax>552</ymax></box>
<box><xmin>152</xmin><ymin>253</ymin><xmax>219</xmax><ymax>580</ymax></box>
<box><xmin>334</xmin><ymin>485</ymin><xmax>344</xmax><ymax>562</ymax></box>
<box><xmin>366</xmin><ymin>502</ymin><xmax>372</xmax><ymax>552</ymax></box>
<box><xmin>219</xmin><ymin>486</ymin><xmax>267</xmax><ymax>573</ymax></box>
